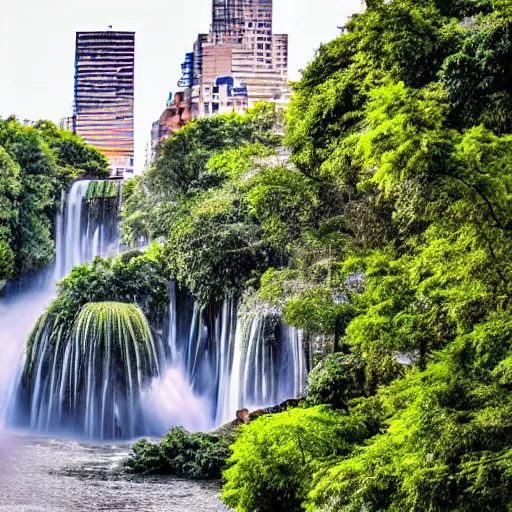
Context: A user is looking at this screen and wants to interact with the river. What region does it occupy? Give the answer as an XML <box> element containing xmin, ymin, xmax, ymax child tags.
<box><xmin>0</xmin><ymin>432</ymin><xmax>230</xmax><ymax>511</ymax></box>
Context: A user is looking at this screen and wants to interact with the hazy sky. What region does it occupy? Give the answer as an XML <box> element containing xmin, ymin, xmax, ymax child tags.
<box><xmin>0</xmin><ymin>0</ymin><xmax>362</xmax><ymax>171</ymax></box>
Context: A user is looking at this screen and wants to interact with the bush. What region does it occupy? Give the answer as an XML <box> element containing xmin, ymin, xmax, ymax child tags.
<box><xmin>125</xmin><ymin>427</ymin><xmax>231</xmax><ymax>479</ymax></box>
<box><xmin>51</xmin><ymin>251</ymin><xmax>168</xmax><ymax>322</ymax></box>
<box><xmin>304</xmin><ymin>353</ymin><xmax>366</xmax><ymax>410</ymax></box>
<box><xmin>221</xmin><ymin>407</ymin><xmax>343</xmax><ymax>512</ymax></box>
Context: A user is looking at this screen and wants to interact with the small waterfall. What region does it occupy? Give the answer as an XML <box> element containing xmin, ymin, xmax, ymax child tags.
<box><xmin>15</xmin><ymin>303</ymin><xmax>161</xmax><ymax>440</ymax></box>
<box><xmin>228</xmin><ymin>315</ymin><xmax>307</xmax><ymax>420</ymax></box>
<box><xmin>54</xmin><ymin>180</ymin><xmax>119</xmax><ymax>279</ymax></box>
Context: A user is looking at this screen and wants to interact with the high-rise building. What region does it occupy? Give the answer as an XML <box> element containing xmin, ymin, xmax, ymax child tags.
<box><xmin>74</xmin><ymin>31</ymin><xmax>135</xmax><ymax>178</ymax></box>
<box><xmin>148</xmin><ymin>0</ymin><xmax>288</xmax><ymax>165</ymax></box>
<box><xmin>202</xmin><ymin>0</ymin><xmax>288</xmax><ymax>115</ymax></box>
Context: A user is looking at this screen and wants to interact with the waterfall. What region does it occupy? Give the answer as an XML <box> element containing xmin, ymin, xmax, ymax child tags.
<box><xmin>0</xmin><ymin>180</ymin><xmax>119</xmax><ymax>429</ymax></box>
<box><xmin>227</xmin><ymin>314</ymin><xmax>308</xmax><ymax>421</ymax></box>
<box><xmin>2</xmin><ymin>179</ymin><xmax>310</xmax><ymax>440</ymax></box>
<box><xmin>163</xmin><ymin>287</ymin><xmax>310</xmax><ymax>428</ymax></box>
<box><xmin>54</xmin><ymin>180</ymin><xmax>119</xmax><ymax>278</ymax></box>
<box><xmin>15</xmin><ymin>303</ymin><xmax>161</xmax><ymax>440</ymax></box>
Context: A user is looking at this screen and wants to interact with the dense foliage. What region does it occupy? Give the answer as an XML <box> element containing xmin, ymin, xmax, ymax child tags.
<box><xmin>115</xmin><ymin>0</ymin><xmax>512</xmax><ymax>509</ymax></box>
<box><xmin>0</xmin><ymin>146</ymin><xmax>20</xmax><ymax>280</ymax></box>
<box><xmin>49</xmin><ymin>247</ymin><xmax>168</xmax><ymax>322</ymax></box>
<box><xmin>218</xmin><ymin>1</ymin><xmax>512</xmax><ymax>511</ymax></box>
<box><xmin>121</xmin><ymin>105</ymin><xmax>283</xmax><ymax>305</ymax></box>
<box><xmin>222</xmin><ymin>407</ymin><xmax>347</xmax><ymax>512</ymax></box>
<box><xmin>0</xmin><ymin>118</ymin><xmax>109</xmax><ymax>278</ymax></box>
<box><xmin>125</xmin><ymin>427</ymin><xmax>231</xmax><ymax>479</ymax></box>
<box><xmin>35</xmin><ymin>120</ymin><xmax>109</xmax><ymax>180</ymax></box>
<box><xmin>302</xmin><ymin>353</ymin><xmax>366</xmax><ymax>410</ymax></box>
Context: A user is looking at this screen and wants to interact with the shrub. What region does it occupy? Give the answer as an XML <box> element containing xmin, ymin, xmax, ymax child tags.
<box><xmin>221</xmin><ymin>407</ymin><xmax>343</xmax><ymax>512</ymax></box>
<box><xmin>125</xmin><ymin>427</ymin><xmax>231</xmax><ymax>479</ymax></box>
<box><xmin>304</xmin><ymin>353</ymin><xmax>366</xmax><ymax>410</ymax></box>
<box><xmin>51</xmin><ymin>252</ymin><xmax>168</xmax><ymax>322</ymax></box>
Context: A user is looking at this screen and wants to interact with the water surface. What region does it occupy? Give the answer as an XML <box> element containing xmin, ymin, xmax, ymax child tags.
<box><xmin>0</xmin><ymin>433</ymin><xmax>230</xmax><ymax>511</ymax></box>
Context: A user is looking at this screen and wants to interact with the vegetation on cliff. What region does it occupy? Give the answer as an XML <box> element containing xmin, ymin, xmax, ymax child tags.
<box><xmin>49</xmin><ymin>247</ymin><xmax>168</xmax><ymax>322</ymax></box>
<box><xmin>0</xmin><ymin>118</ymin><xmax>109</xmax><ymax>279</ymax></box>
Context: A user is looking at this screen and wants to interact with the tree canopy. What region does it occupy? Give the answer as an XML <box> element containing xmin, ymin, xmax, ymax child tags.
<box><xmin>0</xmin><ymin>118</ymin><xmax>109</xmax><ymax>277</ymax></box>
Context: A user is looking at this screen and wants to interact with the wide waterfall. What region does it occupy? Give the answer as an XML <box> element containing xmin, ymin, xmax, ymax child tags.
<box><xmin>158</xmin><ymin>283</ymin><xmax>310</xmax><ymax>428</ymax></box>
<box><xmin>2</xmin><ymin>180</ymin><xmax>310</xmax><ymax>440</ymax></box>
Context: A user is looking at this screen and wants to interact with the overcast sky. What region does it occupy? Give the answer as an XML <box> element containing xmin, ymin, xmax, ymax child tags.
<box><xmin>0</xmin><ymin>0</ymin><xmax>363</xmax><ymax>172</ymax></box>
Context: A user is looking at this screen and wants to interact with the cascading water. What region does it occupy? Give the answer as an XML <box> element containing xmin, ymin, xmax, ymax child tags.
<box><xmin>160</xmin><ymin>286</ymin><xmax>310</xmax><ymax>429</ymax></box>
<box><xmin>0</xmin><ymin>180</ymin><xmax>120</xmax><ymax>428</ymax></box>
<box><xmin>54</xmin><ymin>180</ymin><xmax>119</xmax><ymax>278</ymax></box>
<box><xmin>15</xmin><ymin>303</ymin><xmax>161</xmax><ymax>439</ymax></box>
<box><xmin>222</xmin><ymin>312</ymin><xmax>308</xmax><ymax>424</ymax></box>
<box><xmin>2</xmin><ymin>180</ymin><xmax>310</xmax><ymax>440</ymax></box>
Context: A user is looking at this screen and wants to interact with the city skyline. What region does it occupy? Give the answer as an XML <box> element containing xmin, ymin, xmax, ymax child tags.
<box><xmin>149</xmin><ymin>0</ymin><xmax>292</xmax><ymax>162</ymax></box>
<box><xmin>0</xmin><ymin>0</ymin><xmax>363</xmax><ymax>173</ymax></box>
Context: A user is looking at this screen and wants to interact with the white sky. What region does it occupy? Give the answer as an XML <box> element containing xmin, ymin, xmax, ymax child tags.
<box><xmin>0</xmin><ymin>0</ymin><xmax>362</xmax><ymax>172</ymax></box>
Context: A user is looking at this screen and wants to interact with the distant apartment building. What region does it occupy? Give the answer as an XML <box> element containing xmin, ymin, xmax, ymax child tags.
<box><xmin>59</xmin><ymin>116</ymin><xmax>75</xmax><ymax>132</ymax></box>
<box><xmin>149</xmin><ymin>0</ymin><xmax>289</xmax><ymax>164</ymax></box>
<box><xmin>73</xmin><ymin>31</ymin><xmax>135</xmax><ymax>178</ymax></box>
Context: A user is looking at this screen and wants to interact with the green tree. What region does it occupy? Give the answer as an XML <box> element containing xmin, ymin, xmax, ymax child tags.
<box><xmin>0</xmin><ymin>118</ymin><xmax>58</xmax><ymax>273</ymax></box>
<box><xmin>146</xmin><ymin>104</ymin><xmax>280</xmax><ymax>201</ymax></box>
<box><xmin>161</xmin><ymin>190</ymin><xmax>268</xmax><ymax>306</ymax></box>
<box><xmin>0</xmin><ymin>145</ymin><xmax>20</xmax><ymax>280</ymax></box>
<box><xmin>35</xmin><ymin>120</ymin><xmax>110</xmax><ymax>180</ymax></box>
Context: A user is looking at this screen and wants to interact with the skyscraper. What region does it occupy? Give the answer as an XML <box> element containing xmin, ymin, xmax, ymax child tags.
<box><xmin>148</xmin><ymin>0</ymin><xmax>288</xmax><ymax>165</ymax></box>
<box><xmin>202</xmin><ymin>0</ymin><xmax>289</xmax><ymax>114</ymax></box>
<box><xmin>74</xmin><ymin>31</ymin><xmax>135</xmax><ymax>178</ymax></box>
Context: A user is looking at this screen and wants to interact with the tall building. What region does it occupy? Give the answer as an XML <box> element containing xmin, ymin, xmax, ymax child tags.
<box><xmin>148</xmin><ymin>0</ymin><xmax>288</xmax><ymax>165</ymax></box>
<box><xmin>74</xmin><ymin>31</ymin><xmax>135</xmax><ymax>178</ymax></box>
<box><xmin>202</xmin><ymin>0</ymin><xmax>288</xmax><ymax>115</ymax></box>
